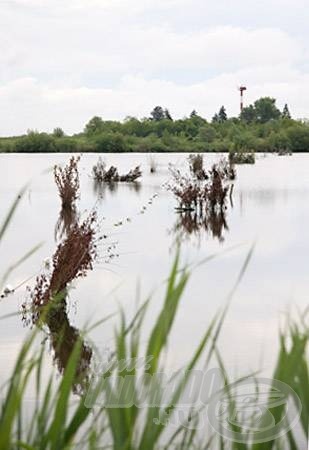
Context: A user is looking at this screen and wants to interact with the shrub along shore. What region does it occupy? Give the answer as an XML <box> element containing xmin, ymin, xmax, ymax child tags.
<box><xmin>1</xmin><ymin>98</ymin><xmax>309</xmax><ymax>153</ymax></box>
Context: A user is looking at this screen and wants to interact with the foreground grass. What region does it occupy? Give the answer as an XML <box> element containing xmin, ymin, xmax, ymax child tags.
<box><xmin>0</xmin><ymin>184</ymin><xmax>308</xmax><ymax>450</ymax></box>
<box><xmin>0</xmin><ymin>256</ymin><xmax>307</xmax><ymax>449</ymax></box>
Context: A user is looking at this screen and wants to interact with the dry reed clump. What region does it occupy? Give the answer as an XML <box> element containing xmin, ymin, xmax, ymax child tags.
<box><xmin>278</xmin><ymin>149</ymin><xmax>292</xmax><ymax>156</ymax></box>
<box><xmin>169</xmin><ymin>158</ymin><xmax>233</xmax><ymax>214</ymax></box>
<box><xmin>168</xmin><ymin>157</ymin><xmax>235</xmax><ymax>242</ymax></box>
<box><xmin>170</xmin><ymin>171</ymin><xmax>201</xmax><ymax>211</ymax></box>
<box><xmin>92</xmin><ymin>158</ymin><xmax>142</xmax><ymax>183</ymax></box>
<box><xmin>229</xmin><ymin>151</ymin><xmax>255</xmax><ymax>164</ymax></box>
<box><xmin>23</xmin><ymin>212</ymin><xmax>98</xmax><ymax>324</ymax></box>
<box><xmin>216</xmin><ymin>157</ymin><xmax>236</xmax><ymax>180</ymax></box>
<box><xmin>188</xmin><ymin>154</ymin><xmax>236</xmax><ymax>181</ymax></box>
<box><xmin>207</xmin><ymin>165</ymin><xmax>230</xmax><ymax>211</ymax></box>
<box><xmin>188</xmin><ymin>154</ymin><xmax>208</xmax><ymax>180</ymax></box>
<box><xmin>54</xmin><ymin>156</ymin><xmax>80</xmax><ymax>209</ymax></box>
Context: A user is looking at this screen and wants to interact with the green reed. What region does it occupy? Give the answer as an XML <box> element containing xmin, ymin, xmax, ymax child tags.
<box><xmin>0</xmin><ymin>187</ymin><xmax>307</xmax><ymax>450</ymax></box>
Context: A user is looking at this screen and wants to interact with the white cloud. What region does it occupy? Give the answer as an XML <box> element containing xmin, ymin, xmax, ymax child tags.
<box><xmin>1</xmin><ymin>65</ymin><xmax>308</xmax><ymax>135</ymax></box>
<box><xmin>1</xmin><ymin>22</ymin><xmax>303</xmax><ymax>80</ymax></box>
<box><xmin>0</xmin><ymin>0</ymin><xmax>308</xmax><ymax>135</ymax></box>
<box><xmin>5</xmin><ymin>0</ymin><xmax>185</xmax><ymax>14</ymax></box>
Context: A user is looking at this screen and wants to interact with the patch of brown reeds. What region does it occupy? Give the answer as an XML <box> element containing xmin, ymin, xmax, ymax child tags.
<box><xmin>168</xmin><ymin>156</ymin><xmax>234</xmax><ymax>242</ymax></box>
<box><xmin>229</xmin><ymin>151</ymin><xmax>255</xmax><ymax>165</ymax></box>
<box><xmin>169</xmin><ymin>163</ymin><xmax>231</xmax><ymax>213</ymax></box>
<box><xmin>207</xmin><ymin>165</ymin><xmax>230</xmax><ymax>211</ymax></box>
<box><xmin>54</xmin><ymin>156</ymin><xmax>80</xmax><ymax>209</ymax></box>
<box><xmin>216</xmin><ymin>157</ymin><xmax>236</xmax><ymax>181</ymax></box>
<box><xmin>188</xmin><ymin>154</ymin><xmax>208</xmax><ymax>180</ymax></box>
<box><xmin>23</xmin><ymin>212</ymin><xmax>98</xmax><ymax>324</ymax></box>
<box><xmin>92</xmin><ymin>158</ymin><xmax>142</xmax><ymax>183</ymax></box>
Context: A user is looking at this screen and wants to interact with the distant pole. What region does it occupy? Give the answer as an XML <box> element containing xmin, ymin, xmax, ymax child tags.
<box><xmin>239</xmin><ymin>86</ymin><xmax>247</xmax><ymax>113</ymax></box>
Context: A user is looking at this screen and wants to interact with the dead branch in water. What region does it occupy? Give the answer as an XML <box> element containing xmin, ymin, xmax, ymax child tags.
<box><xmin>92</xmin><ymin>158</ymin><xmax>142</xmax><ymax>183</ymax></box>
<box><xmin>229</xmin><ymin>151</ymin><xmax>255</xmax><ymax>164</ymax></box>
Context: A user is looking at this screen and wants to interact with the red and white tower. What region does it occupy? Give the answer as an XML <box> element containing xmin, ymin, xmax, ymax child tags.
<box><xmin>239</xmin><ymin>86</ymin><xmax>247</xmax><ymax>112</ymax></box>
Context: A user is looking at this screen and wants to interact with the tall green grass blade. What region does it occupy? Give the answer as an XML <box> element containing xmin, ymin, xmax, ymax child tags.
<box><xmin>0</xmin><ymin>184</ymin><xmax>29</xmax><ymax>243</ymax></box>
<box><xmin>0</xmin><ymin>242</ymin><xmax>43</xmax><ymax>290</ymax></box>
<box><xmin>146</xmin><ymin>251</ymin><xmax>189</xmax><ymax>375</ymax></box>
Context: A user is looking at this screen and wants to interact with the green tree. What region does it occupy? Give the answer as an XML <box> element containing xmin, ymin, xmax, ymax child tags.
<box><xmin>15</xmin><ymin>132</ymin><xmax>56</xmax><ymax>153</ymax></box>
<box><xmin>240</xmin><ymin>105</ymin><xmax>256</xmax><ymax>123</ymax></box>
<box><xmin>286</xmin><ymin>125</ymin><xmax>309</xmax><ymax>152</ymax></box>
<box><xmin>268</xmin><ymin>131</ymin><xmax>291</xmax><ymax>152</ymax></box>
<box><xmin>95</xmin><ymin>132</ymin><xmax>127</xmax><ymax>152</ymax></box>
<box><xmin>254</xmin><ymin>97</ymin><xmax>281</xmax><ymax>123</ymax></box>
<box><xmin>212</xmin><ymin>106</ymin><xmax>227</xmax><ymax>123</ymax></box>
<box><xmin>53</xmin><ymin>127</ymin><xmax>65</xmax><ymax>138</ymax></box>
<box><xmin>218</xmin><ymin>106</ymin><xmax>227</xmax><ymax>122</ymax></box>
<box><xmin>150</xmin><ymin>106</ymin><xmax>165</xmax><ymax>121</ymax></box>
<box><xmin>164</xmin><ymin>109</ymin><xmax>173</xmax><ymax>120</ymax></box>
<box><xmin>198</xmin><ymin>125</ymin><xmax>216</xmax><ymax>143</ymax></box>
<box><xmin>212</xmin><ymin>113</ymin><xmax>219</xmax><ymax>123</ymax></box>
<box><xmin>282</xmin><ymin>103</ymin><xmax>291</xmax><ymax>119</ymax></box>
<box><xmin>84</xmin><ymin>116</ymin><xmax>104</xmax><ymax>135</ymax></box>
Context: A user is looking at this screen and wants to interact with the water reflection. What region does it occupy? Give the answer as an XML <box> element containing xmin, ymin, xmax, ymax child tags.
<box><xmin>55</xmin><ymin>206</ymin><xmax>79</xmax><ymax>241</ymax></box>
<box><xmin>45</xmin><ymin>299</ymin><xmax>93</xmax><ymax>395</ymax></box>
<box><xmin>171</xmin><ymin>209</ymin><xmax>229</xmax><ymax>244</ymax></box>
<box><xmin>23</xmin><ymin>297</ymin><xmax>93</xmax><ymax>395</ymax></box>
<box><xmin>93</xmin><ymin>180</ymin><xmax>142</xmax><ymax>199</ymax></box>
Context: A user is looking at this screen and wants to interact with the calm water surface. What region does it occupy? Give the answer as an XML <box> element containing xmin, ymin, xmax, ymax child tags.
<box><xmin>0</xmin><ymin>152</ymin><xmax>308</xmax><ymax>387</ymax></box>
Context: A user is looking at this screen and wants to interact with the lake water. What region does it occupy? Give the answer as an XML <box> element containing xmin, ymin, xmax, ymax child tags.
<box><xmin>0</xmin><ymin>152</ymin><xmax>308</xmax><ymax>389</ymax></box>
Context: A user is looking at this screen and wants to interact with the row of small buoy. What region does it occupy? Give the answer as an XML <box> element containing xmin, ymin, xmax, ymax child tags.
<box><xmin>112</xmin><ymin>192</ymin><xmax>159</xmax><ymax>228</ymax></box>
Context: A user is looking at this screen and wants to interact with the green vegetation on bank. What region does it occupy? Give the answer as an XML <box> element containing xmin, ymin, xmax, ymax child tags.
<box><xmin>1</xmin><ymin>97</ymin><xmax>309</xmax><ymax>153</ymax></box>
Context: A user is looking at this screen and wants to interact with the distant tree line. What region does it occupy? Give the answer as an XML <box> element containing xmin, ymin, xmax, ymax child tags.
<box><xmin>1</xmin><ymin>97</ymin><xmax>309</xmax><ymax>153</ymax></box>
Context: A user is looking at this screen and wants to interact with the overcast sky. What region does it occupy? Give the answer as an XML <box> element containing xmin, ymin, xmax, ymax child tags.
<box><xmin>1</xmin><ymin>0</ymin><xmax>308</xmax><ymax>135</ymax></box>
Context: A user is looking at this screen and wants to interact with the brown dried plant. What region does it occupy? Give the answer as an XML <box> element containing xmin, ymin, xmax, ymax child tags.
<box><xmin>92</xmin><ymin>158</ymin><xmax>142</xmax><ymax>183</ymax></box>
<box><xmin>169</xmin><ymin>156</ymin><xmax>235</xmax><ymax>214</ymax></box>
<box><xmin>188</xmin><ymin>154</ymin><xmax>208</xmax><ymax>180</ymax></box>
<box><xmin>54</xmin><ymin>156</ymin><xmax>80</xmax><ymax>209</ymax></box>
<box><xmin>23</xmin><ymin>212</ymin><xmax>98</xmax><ymax>324</ymax></box>
<box><xmin>207</xmin><ymin>165</ymin><xmax>230</xmax><ymax>211</ymax></box>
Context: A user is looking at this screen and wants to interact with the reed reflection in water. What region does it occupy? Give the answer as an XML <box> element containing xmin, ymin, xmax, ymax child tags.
<box><xmin>172</xmin><ymin>209</ymin><xmax>229</xmax><ymax>244</ymax></box>
<box><xmin>93</xmin><ymin>179</ymin><xmax>142</xmax><ymax>200</ymax></box>
<box><xmin>23</xmin><ymin>295</ymin><xmax>93</xmax><ymax>395</ymax></box>
<box><xmin>55</xmin><ymin>205</ymin><xmax>79</xmax><ymax>241</ymax></box>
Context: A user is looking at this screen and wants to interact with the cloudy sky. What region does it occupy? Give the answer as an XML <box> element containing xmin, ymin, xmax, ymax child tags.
<box><xmin>1</xmin><ymin>0</ymin><xmax>308</xmax><ymax>135</ymax></box>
